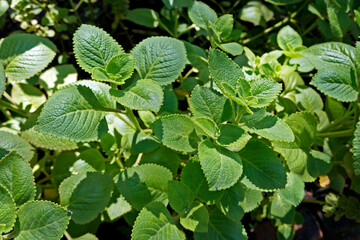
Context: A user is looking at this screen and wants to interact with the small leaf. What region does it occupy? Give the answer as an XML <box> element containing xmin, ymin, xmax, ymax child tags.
<box><xmin>0</xmin><ymin>131</ymin><xmax>34</xmax><ymax>161</ymax></box>
<box><xmin>153</xmin><ymin>114</ymin><xmax>199</xmax><ymax>153</ymax></box>
<box><xmin>0</xmin><ymin>0</ymin><xmax>9</xmax><ymax>17</ymax></box>
<box><xmin>0</xmin><ymin>34</ymin><xmax>56</xmax><ymax>81</ymax></box>
<box><xmin>277</xmin><ymin>26</ymin><xmax>303</xmax><ymax>51</ymax></box>
<box><xmin>11</xmin><ymin>83</ymin><xmax>46</xmax><ymax>112</ymax></box>
<box><xmin>277</xmin><ymin>224</ymin><xmax>295</xmax><ymax>240</ymax></box>
<box><xmin>217</xmin><ymin>124</ymin><xmax>251</xmax><ymax>150</ymax></box>
<box><xmin>73</xmin><ymin>24</ymin><xmax>124</xmax><ymax>73</ymax></box>
<box><xmin>199</xmin><ymin>140</ymin><xmax>243</xmax><ymax>191</ymax></box>
<box><xmin>131</xmin><ymin>37</ymin><xmax>186</xmax><ymax>85</ymax></box>
<box><xmin>189</xmin><ymin>85</ymin><xmax>232</xmax><ymax>125</ymax></box>
<box><xmin>168</xmin><ymin>181</ymin><xmax>194</xmax><ymax>214</ymax></box>
<box><xmin>180</xmin><ymin>201</ymin><xmax>209</xmax><ymax>232</ymax></box>
<box><xmin>110</xmin><ymin>79</ymin><xmax>163</xmax><ymax>112</ymax></box>
<box><xmin>218</xmin><ymin>43</ymin><xmax>243</xmax><ymax>56</ymax></box>
<box><xmin>127</xmin><ymin>131</ymin><xmax>160</xmax><ymax>154</ymax></box>
<box><xmin>105</xmin><ymin>54</ymin><xmax>135</xmax><ymax>83</ymax></box>
<box><xmin>250</xmin><ymin>79</ymin><xmax>282</xmax><ymax>108</ymax></box>
<box><xmin>132</xmin><ymin>202</ymin><xmax>185</xmax><ymax>240</ymax></box>
<box><xmin>0</xmin><ymin>151</ymin><xmax>35</xmax><ymax>206</ymax></box>
<box><xmin>278</xmin><ymin>172</ymin><xmax>305</xmax><ymax>207</ymax></box>
<box><xmin>162</xmin><ymin>0</ymin><xmax>193</xmax><ymax>8</ymax></box>
<box><xmin>217</xmin><ymin>182</ymin><xmax>245</xmax><ymax>221</ymax></box>
<box><xmin>35</xmin><ymin>81</ymin><xmax>115</xmax><ymax>142</ymax></box>
<box><xmin>126</xmin><ymin>8</ymin><xmax>160</xmax><ymax>28</ymax></box>
<box><xmin>60</xmin><ymin>172</ymin><xmax>113</xmax><ymax>224</ymax></box>
<box><xmin>105</xmin><ymin>188</ymin><xmax>132</xmax><ymax>221</ymax></box>
<box><xmin>116</xmin><ymin>164</ymin><xmax>173</xmax><ymax>210</ymax></box>
<box><xmin>15</xmin><ymin>201</ymin><xmax>70</xmax><ymax>240</ymax></box>
<box><xmin>311</xmin><ymin>66</ymin><xmax>358</xmax><ymax>102</ymax></box>
<box><xmin>215</xmin><ymin>14</ymin><xmax>233</xmax><ymax>40</ymax></box>
<box><xmin>295</xmin><ymin>86</ymin><xmax>324</xmax><ymax>112</ymax></box>
<box><xmin>0</xmin><ymin>184</ymin><xmax>16</xmax><ymax>234</ymax></box>
<box><xmin>188</xmin><ymin>1</ymin><xmax>217</xmax><ymax>30</ymax></box>
<box><xmin>193</xmin><ymin>117</ymin><xmax>219</xmax><ymax>139</ymax></box>
<box><xmin>270</xmin><ymin>193</ymin><xmax>294</xmax><ymax>220</ymax></box>
<box><xmin>239</xmin><ymin>140</ymin><xmax>287</xmax><ymax>191</ymax></box>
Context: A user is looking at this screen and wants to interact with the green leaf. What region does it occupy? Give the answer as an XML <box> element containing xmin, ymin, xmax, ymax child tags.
<box><xmin>0</xmin><ymin>65</ymin><xmax>5</xmax><ymax>97</ymax></box>
<box><xmin>73</xmin><ymin>233</ymin><xmax>98</xmax><ymax>240</ymax></box>
<box><xmin>0</xmin><ymin>184</ymin><xmax>16</xmax><ymax>234</ymax></box>
<box><xmin>295</xmin><ymin>86</ymin><xmax>324</xmax><ymax>112</ymax></box>
<box><xmin>277</xmin><ymin>26</ymin><xmax>303</xmax><ymax>51</ymax></box>
<box><xmin>141</xmin><ymin>147</ymin><xmax>181</xmax><ymax>176</ymax></box>
<box><xmin>39</xmin><ymin>64</ymin><xmax>77</xmax><ymax>96</ymax></box>
<box><xmin>355</xmin><ymin>10</ymin><xmax>360</xmax><ymax>27</ymax></box>
<box><xmin>188</xmin><ymin>1</ymin><xmax>217</xmax><ymax>30</ymax></box>
<box><xmin>266</xmin><ymin>0</ymin><xmax>302</xmax><ymax>5</ymax></box>
<box><xmin>110</xmin><ymin>79</ymin><xmax>163</xmax><ymax>112</ymax></box>
<box><xmin>106</xmin><ymin>54</ymin><xmax>135</xmax><ymax>83</ymax></box>
<box><xmin>0</xmin><ymin>131</ymin><xmax>34</xmax><ymax>161</ymax></box>
<box><xmin>168</xmin><ymin>181</ymin><xmax>194</xmax><ymax>214</ymax></box>
<box><xmin>240</xmin><ymin>140</ymin><xmax>287</xmax><ymax>191</ymax></box>
<box><xmin>60</xmin><ymin>172</ymin><xmax>113</xmax><ymax>224</ymax></box>
<box><xmin>0</xmin><ymin>0</ymin><xmax>9</xmax><ymax>17</ymax></box>
<box><xmin>311</xmin><ymin>66</ymin><xmax>358</xmax><ymax>102</ymax></box>
<box><xmin>325</xmin><ymin>97</ymin><xmax>345</xmax><ymax>121</ymax></box>
<box><xmin>0</xmin><ymin>34</ymin><xmax>56</xmax><ymax>81</ymax></box>
<box><xmin>131</xmin><ymin>37</ymin><xmax>186</xmax><ymax>85</ymax></box>
<box><xmin>11</xmin><ymin>83</ymin><xmax>46</xmax><ymax>112</ymax></box>
<box><xmin>162</xmin><ymin>0</ymin><xmax>193</xmax><ymax>8</ymax></box>
<box><xmin>215</xmin><ymin>14</ymin><xmax>233</xmax><ymax>40</ymax></box>
<box><xmin>250</xmin><ymin>79</ymin><xmax>282</xmax><ymax>108</ymax></box>
<box><xmin>278</xmin><ymin>172</ymin><xmax>305</xmax><ymax>207</ymax></box>
<box><xmin>127</xmin><ymin>131</ymin><xmax>160</xmax><ymax>154</ymax></box>
<box><xmin>180</xmin><ymin>201</ymin><xmax>209</xmax><ymax>233</ymax></box>
<box><xmin>216</xmin><ymin>182</ymin><xmax>245</xmax><ymax>221</ymax></box>
<box><xmin>270</xmin><ymin>193</ymin><xmax>294</xmax><ymax>220</ymax></box>
<box><xmin>218</xmin><ymin>43</ymin><xmax>243</xmax><ymax>56</ymax></box>
<box><xmin>240</xmin><ymin>185</ymin><xmax>263</xmax><ymax>213</ymax></box>
<box><xmin>72</xmin><ymin>149</ymin><xmax>106</xmax><ymax>174</ymax></box>
<box><xmin>239</xmin><ymin>1</ymin><xmax>273</xmax><ymax>26</ymax></box>
<box><xmin>116</xmin><ymin>164</ymin><xmax>173</xmax><ymax>210</ymax></box>
<box><xmin>209</xmin><ymin>48</ymin><xmax>244</xmax><ymax>92</ymax></box>
<box><xmin>194</xmin><ymin>208</ymin><xmax>247</xmax><ymax>240</ymax></box>
<box><xmin>0</xmin><ymin>151</ymin><xmax>35</xmax><ymax>206</ymax></box>
<box><xmin>199</xmin><ymin>140</ymin><xmax>243</xmax><ymax>191</ymax></box>
<box><xmin>217</xmin><ymin>124</ymin><xmax>251</xmax><ymax>150</ymax></box>
<box><xmin>126</xmin><ymin>8</ymin><xmax>160</xmax><ymax>28</ymax></box>
<box><xmin>189</xmin><ymin>85</ymin><xmax>232</xmax><ymax>125</ymax></box>
<box><xmin>277</xmin><ymin>224</ymin><xmax>295</xmax><ymax>240</ymax></box>
<box><xmin>243</xmin><ymin>108</ymin><xmax>294</xmax><ymax>142</ymax></box>
<box><xmin>193</xmin><ymin>117</ymin><xmax>219</xmax><ymax>139</ymax></box>
<box><xmin>35</xmin><ymin>80</ymin><xmax>115</xmax><ymax>142</ymax></box>
<box><xmin>132</xmin><ymin>202</ymin><xmax>185</xmax><ymax>240</ymax></box>
<box><xmin>15</xmin><ymin>201</ymin><xmax>70</xmax><ymax>240</ymax></box>
<box><xmin>181</xmin><ymin>157</ymin><xmax>224</xmax><ymax>204</ymax></box>
<box><xmin>353</xmin><ymin>121</ymin><xmax>360</xmax><ymax>175</ymax></box>
<box><xmin>153</xmin><ymin>114</ymin><xmax>199</xmax><ymax>153</ymax></box>
<box><xmin>105</xmin><ymin>188</ymin><xmax>132</xmax><ymax>221</ymax></box>
<box><xmin>73</xmin><ymin>24</ymin><xmax>124</xmax><ymax>73</ymax></box>
<box><xmin>303</xmin><ymin>42</ymin><xmax>356</xmax><ymax>70</ymax></box>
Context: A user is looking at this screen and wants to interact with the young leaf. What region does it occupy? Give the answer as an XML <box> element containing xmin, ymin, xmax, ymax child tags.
<box><xmin>0</xmin><ymin>151</ymin><xmax>35</xmax><ymax>206</ymax></box>
<box><xmin>239</xmin><ymin>140</ymin><xmax>287</xmax><ymax>191</ymax></box>
<box><xmin>216</xmin><ymin>182</ymin><xmax>245</xmax><ymax>221</ymax></box>
<box><xmin>181</xmin><ymin>157</ymin><xmax>224</xmax><ymax>204</ymax></box>
<box><xmin>130</xmin><ymin>37</ymin><xmax>186</xmax><ymax>85</ymax></box>
<box><xmin>209</xmin><ymin>48</ymin><xmax>244</xmax><ymax>91</ymax></box>
<box><xmin>106</xmin><ymin>54</ymin><xmax>135</xmax><ymax>83</ymax></box>
<box><xmin>243</xmin><ymin>108</ymin><xmax>294</xmax><ymax>142</ymax></box>
<box><xmin>250</xmin><ymin>78</ymin><xmax>282</xmax><ymax>108</ymax></box>
<box><xmin>60</xmin><ymin>172</ymin><xmax>113</xmax><ymax>224</ymax></box>
<box><xmin>311</xmin><ymin>66</ymin><xmax>358</xmax><ymax>102</ymax></box>
<box><xmin>198</xmin><ymin>140</ymin><xmax>243</xmax><ymax>191</ymax></box>
<box><xmin>216</xmin><ymin>124</ymin><xmax>251</xmax><ymax>150</ymax></box>
<box><xmin>180</xmin><ymin>201</ymin><xmax>209</xmax><ymax>233</ymax></box>
<box><xmin>132</xmin><ymin>202</ymin><xmax>186</xmax><ymax>240</ymax></box>
<box><xmin>0</xmin><ymin>131</ymin><xmax>34</xmax><ymax>161</ymax></box>
<box><xmin>125</xmin><ymin>8</ymin><xmax>160</xmax><ymax>28</ymax></box>
<box><xmin>194</xmin><ymin>208</ymin><xmax>247</xmax><ymax>240</ymax></box>
<box><xmin>15</xmin><ymin>201</ymin><xmax>70</xmax><ymax>240</ymax></box>
<box><xmin>218</xmin><ymin>43</ymin><xmax>243</xmax><ymax>56</ymax></box>
<box><xmin>277</xmin><ymin>224</ymin><xmax>295</xmax><ymax>240</ymax></box>
<box><xmin>110</xmin><ymin>79</ymin><xmax>163</xmax><ymax>112</ymax></box>
<box><xmin>278</xmin><ymin>172</ymin><xmax>305</xmax><ymax>207</ymax></box>
<box><xmin>189</xmin><ymin>85</ymin><xmax>232</xmax><ymax>125</ymax></box>
<box><xmin>215</xmin><ymin>14</ymin><xmax>233</xmax><ymax>40</ymax></box>
<box><xmin>168</xmin><ymin>181</ymin><xmax>194</xmax><ymax>214</ymax></box>
<box><xmin>116</xmin><ymin>164</ymin><xmax>173</xmax><ymax>210</ymax></box>
<box><xmin>188</xmin><ymin>1</ymin><xmax>217</xmax><ymax>30</ymax></box>
<box><xmin>0</xmin><ymin>34</ymin><xmax>56</xmax><ymax>81</ymax></box>
<box><xmin>35</xmin><ymin>81</ymin><xmax>115</xmax><ymax>142</ymax></box>
<box><xmin>295</xmin><ymin>86</ymin><xmax>324</xmax><ymax>112</ymax></box>
<box><xmin>0</xmin><ymin>184</ymin><xmax>16</xmax><ymax>234</ymax></box>
<box><xmin>153</xmin><ymin>114</ymin><xmax>199</xmax><ymax>153</ymax></box>
<box><xmin>277</xmin><ymin>26</ymin><xmax>303</xmax><ymax>51</ymax></box>
<box><xmin>193</xmin><ymin>117</ymin><xmax>219</xmax><ymax>139</ymax></box>
<box><xmin>73</xmin><ymin>24</ymin><xmax>124</xmax><ymax>73</ymax></box>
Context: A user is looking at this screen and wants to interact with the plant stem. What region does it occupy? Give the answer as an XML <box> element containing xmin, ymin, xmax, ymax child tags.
<box><xmin>133</xmin><ymin>153</ymin><xmax>143</xmax><ymax>167</ymax></box>
<box><xmin>319</xmin><ymin>108</ymin><xmax>354</xmax><ymax>133</ymax></box>
<box><xmin>114</xmin><ymin>112</ymin><xmax>137</xmax><ymax>130</ymax></box>
<box><xmin>173</xmin><ymin>7</ymin><xmax>179</xmax><ymax>38</ymax></box>
<box><xmin>0</xmin><ymin>99</ymin><xmax>29</xmax><ymax>117</ymax></box>
<box><xmin>125</xmin><ymin>107</ymin><xmax>142</xmax><ymax>131</ymax></box>
<box><xmin>159</xmin><ymin>21</ymin><xmax>174</xmax><ymax>37</ymax></box>
<box><xmin>317</xmin><ymin>129</ymin><xmax>354</xmax><ymax>138</ymax></box>
<box><xmin>73</xmin><ymin>0</ymin><xmax>84</xmax><ymax>11</ymax></box>
<box><xmin>64</xmin><ymin>231</ymin><xmax>73</xmax><ymax>240</ymax></box>
<box><xmin>178</xmin><ymin>24</ymin><xmax>196</xmax><ymax>37</ymax></box>
<box><xmin>69</xmin><ymin>0</ymin><xmax>82</xmax><ymax>24</ymax></box>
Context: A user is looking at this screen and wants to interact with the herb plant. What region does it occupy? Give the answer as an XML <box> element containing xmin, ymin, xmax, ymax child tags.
<box><xmin>1</xmin><ymin>0</ymin><xmax>360</xmax><ymax>239</ymax></box>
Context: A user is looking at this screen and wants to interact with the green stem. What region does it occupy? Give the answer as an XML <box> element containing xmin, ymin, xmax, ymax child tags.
<box><xmin>133</xmin><ymin>153</ymin><xmax>143</xmax><ymax>167</ymax></box>
<box><xmin>73</xmin><ymin>0</ymin><xmax>84</xmax><ymax>11</ymax></box>
<box><xmin>69</xmin><ymin>0</ymin><xmax>82</xmax><ymax>24</ymax></box>
<box><xmin>234</xmin><ymin>105</ymin><xmax>245</xmax><ymax>125</ymax></box>
<box><xmin>64</xmin><ymin>231</ymin><xmax>73</xmax><ymax>240</ymax></box>
<box><xmin>173</xmin><ymin>8</ymin><xmax>179</xmax><ymax>38</ymax></box>
<box><xmin>317</xmin><ymin>129</ymin><xmax>354</xmax><ymax>138</ymax></box>
<box><xmin>2</xmin><ymin>230</ymin><xmax>16</xmax><ymax>240</ymax></box>
<box><xmin>0</xmin><ymin>99</ymin><xmax>29</xmax><ymax>117</ymax></box>
<box><xmin>229</xmin><ymin>100</ymin><xmax>236</xmax><ymax>123</ymax></box>
<box><xmin>125</xmin><ymin>107</ymin><xmax>142</xmax><ymax>131</ymax></box>
<box><xmin>159</xmin><ymin>21</ymin><xmax>174</xmax><ymax>37</ymax></box>
<box><xmin>178</xmin><ymin>24</ymin><xmax>196</xmax><ymax>37</ymax></box>
<box><xmin>302</xmin><ymin>199</ymin><xmax>325</xmax><ymax>205</ymax></box>
<box><xmin>114</xmin><ymin>112</ymin><xmax>137</xmax><ymax>130</ymax></box>
<box><xmin>319</xmin><ymin>108</ymin><xmax>354</xmax><ymax>133</ymax></box>
<box><xmin>301</xmin><ymin>21</ymin><xmax>317</xmax><ymax>36</ymax></box>
<box><xmin>180</xmin><ymin>67</ymin><xmax>195</xmax><ymax>82</ymax></box>
<box><xmin>115</xmin><ymin>156</ymin><xmax>125</xmax><ymax>169</ymax></box>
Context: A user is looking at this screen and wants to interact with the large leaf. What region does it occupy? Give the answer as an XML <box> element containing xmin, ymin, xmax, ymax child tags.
<box><xmin>116</xmin><ymin>164</ymin><xmax>173</xmax><ymax>210</ymax></box>
<box><xmin>59</xmin><ymin>172</ymin><xmax>113</xmax><ymax>224</ymax></box>
<box><xmin>0</xmin><ymin>131</ymin><xmax>34</xmax><ymax>161</ymax></box>
<box><xmin>130</xmin><ymin>37</ymin><xmax>186</xmax><ymax>85</ymax></box>
<box><xmin>239</xmin><ymin>140</ymin><xmax>287</xmax><ymax>191</ymax></box>
<box><xmin>15</xmin><ymin>201</ymin><xmax>70</xmax><ymax>240</ymax></box>
<box><xmin>295</xmin><ymin>86</ymin><xmax>324</xmax><ymax>112</ymax></box>
<box><xmin>278</xmin><ymin>172</ymin><xmax>305</xmax><ymax>207</ymax></box>
<box><xmin>35</xmin><ymin>80</ymin><xmax>115</xmax><ymax>142</ymax></box>
<box><xmin>310</xmin><ymin>66</ymin><xmax>358</xmax><ymax>102</ymax></box>
<box><xmin>0</xmin><ymin>151</ymin><xmax>35</xmax><ymax>206</ymax></box>
<box><xmin>189</xmin><ymin>85</ymin><xmax>232</xmax><ymax>124</ymax></box>
<box><xmin>73</xmin><ymin>24</ymin><xmax>124</xmax><ymax>73</ymax></box>
<box><xmin>141</xmin><ymin>147</ymin><xmax>181</xmax><ymax>176</ymax></box>
<box><xmin>11</xmin><ymin>83</ymin><xmax>46</xmax><ymax>112</ymax></box>
<box><xmin>168</xmin><ymin>181</ymin><xmax>194</xmax><ymax>214</ymax></box>
<box><xmin>110</xmin><ymin>79</ymin><xmax>163</xmax><ymax>112</ymax></box>
<box><xmin>153</xmin><ymin>114</ymin><xmax>199</xmax><ymax>153</ymax></box>
<box><xmin>0</xmin><ymin>183</ymin><xmax>16</xmax><ymax>234</ymax></box>
<box><xmin>0</xmin><ymin>34</ymin><xmax>56</xmax><ymax>81</ymax></box>
<box><xmin>188</xmin><ymin>1</ymin><xmax>217</xmax><ymax>30</ymax></box>
<box><xmin>198</xmin><ymin>140</ymin><xmax>243</xmax><ymax>191</ymax></box>
<box><xmin>217</xmin><ymin>182</ymin><xmax>245</xmax><ymax>221</ymax></box>
<box><xmin>132</xmin><ymin>202</ymin><xmax>185</xmax><ymax>240</ymax></box>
